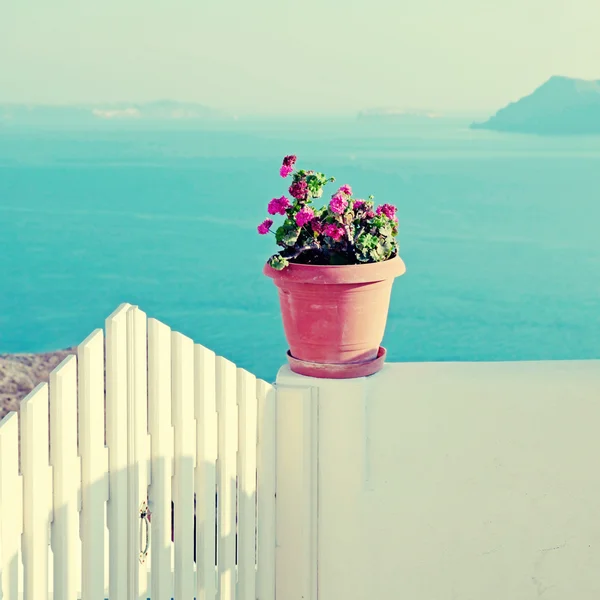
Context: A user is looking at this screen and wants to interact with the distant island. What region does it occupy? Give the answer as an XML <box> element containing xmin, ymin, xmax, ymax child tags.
<box><xmin>0</xmin><ymin>100</ymin><xmax>227</xmax><ymax>125</ymax></box>
<box><xmin>358</xmin><ymin>107</ymin><xmax>442</xmax><ymax>120</ymax></box>
<box><xmin>471</xmin><ymin>76</ymin><xmax>600</xmax><ymax>135</ymax></box>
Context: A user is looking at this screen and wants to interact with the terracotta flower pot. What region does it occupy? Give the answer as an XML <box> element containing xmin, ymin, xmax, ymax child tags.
<box><xmin>264</xmin><ymin>255</ymin><xmax>406</xmax><ymax>378</ymax></box>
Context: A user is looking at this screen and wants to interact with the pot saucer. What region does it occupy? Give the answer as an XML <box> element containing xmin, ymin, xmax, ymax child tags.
<box><xmin>286</xmin><ymin>346</ymin><xmax>386</xmax><ymax>379</ymax></box>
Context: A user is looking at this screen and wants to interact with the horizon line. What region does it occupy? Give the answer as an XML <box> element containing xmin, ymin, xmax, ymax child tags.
<box><xmin>0</xmin><ymin>101</ymin><xmax>493</xmax><ymax>117</ymax></box>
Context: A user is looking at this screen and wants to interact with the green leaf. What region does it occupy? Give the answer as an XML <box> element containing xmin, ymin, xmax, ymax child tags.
<box><xmin>274</xmin><ymin>225</ymin><xmax>285</xmax><ymax>244</ymax></box>
<box><xmin>369</xmin><ymin>248</ymin><xmax>383</xmax><ymax>261</ymax></box>
<box><xmin>368</xmin><ymin>238</ymin><xmax>396</xmax><ymax>262</ymax></box>
<box><xmin>306</xmin><ymin>171</ymin><xmax>331</xmax><ymax>199</ymax></box>
<box><xmin>268</xmin><ymin>254</ymin><xmax>290</xmax><ymax>270</ymax></box>
<box><xmin>371</xmin><ymin>215</ymin><xmax>387</xmax><ymax>229</ymax></box>
<box><xmin>275</xmin><ymin>224</ymin><xmax>300</xmax><ymax>247</ymax></box>
<box><xmin>355</xmin><ymin>232</ymin><xmax>378</xmax><ymax>252</ymax></box>
<box><xmin>378</xmin><ymin>223</ymin><xmax>393</xmax><ymax>237</ymax></box>
<box><xmin>282</xmin><ymin>229</ymin><xmax>300</xmax><ymax>246</ymax></box>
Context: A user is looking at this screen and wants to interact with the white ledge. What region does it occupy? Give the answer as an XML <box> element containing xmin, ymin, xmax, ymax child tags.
<box><xmin>274</xmin><ymin>358</ymin><xmax>600</xmax><ymax>600</ymax></box>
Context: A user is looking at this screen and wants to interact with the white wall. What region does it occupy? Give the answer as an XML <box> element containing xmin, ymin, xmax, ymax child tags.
<box><xmin>276</xmin><ymin>360</ymin><xmax>600</xmax><ymax>600</ymax></box>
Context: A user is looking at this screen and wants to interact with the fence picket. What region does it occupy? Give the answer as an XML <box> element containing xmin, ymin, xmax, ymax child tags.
<box><xmin>172</xmin><ymin>332</ymin><xmax>196</xmax><ymax>599</ymax></box>
<box><xmin>21</xmin><ymin>383</ymin><xmax>53</xmax><ymax>600</ymax></box>
<box><xmin>237</xmin><ymin>369</ymin><xmax>258</xmax><ymax>600</ymax></box>
<box><xmin>216</xmin><ymin>357</ymin><xmax>238</xmax><ymax>600</ymax></box>
<box><xmin>49</xmin><ymin>356</ymin><xmax>80</xmax><ymax>600</ymax></box>
<box><xmin>126</xmin><ymin>306</ymin><xmax>150</xmax><ymax>599</ymax></box>
<box><xmin>0</xmin><ymin>304</ymin><xmax>278</xmax><ymax>600</ymax></box>
<box><xmin>195</xmin><ymin>344</ymin><xmax>218</xmax><ymax>600</ymax></box>
<box><xmin>148</xmin><ymin>318</ymin><xmax>175</xmax><ymax>599</ymax></box>
<box><xmin>0</xmin><ymin>412</ymin><xmax>23</xmax><ymax>600</ymax></box>
<box><xmin>105</xmin><ymin>303</ymin><xmax>131</xmax><ymax>598</ymax></box>
<box><xmin>256</xmin><ymin>380</ymin><xmax>276</xmax><ymax>600</ymax></box>
<box><xmin>78</xmin><ymin>328</ymin><xmax>108</xmax><ymax>600</ymax></box>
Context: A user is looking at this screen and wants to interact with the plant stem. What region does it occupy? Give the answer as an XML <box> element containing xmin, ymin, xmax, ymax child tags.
<box><xmin>283</xmin><ymin>241</ymin><xmax>320</xmax><ymax>261</ymax></box>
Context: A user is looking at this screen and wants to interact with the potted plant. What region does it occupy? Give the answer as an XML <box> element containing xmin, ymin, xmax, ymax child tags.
<box><xmin>259</xmin><ymin>155</ymin><xmax>406</xmax><ymax>378</ymax></box>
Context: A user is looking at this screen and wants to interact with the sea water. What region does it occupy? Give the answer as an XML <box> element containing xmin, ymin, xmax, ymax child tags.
<box><xmin>1</xmin><ymin>117</ymin><xmax>599</xmax><ymax>382</ymax></box>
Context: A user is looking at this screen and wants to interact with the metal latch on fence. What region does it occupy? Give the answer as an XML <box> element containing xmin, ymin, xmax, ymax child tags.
<box><xmin>139</xmin><ymin>500</ymin><xmax>151</xmax><ymax>564</ymax></box>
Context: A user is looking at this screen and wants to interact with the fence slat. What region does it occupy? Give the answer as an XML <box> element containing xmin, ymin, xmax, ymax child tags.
<box><xmin>237</xmin><ymin>369</ymin><xmax>258</xmax><ymax>600</ymax></box>
<box><xmin>216</xmin><ymin>357</ymin><xmax>238</xmax><ymax>600</ymax></box>
<box><xmin>105</xmin><ymin>303</ymin><xmax>131</xmax><ymax>599</ymax></box>
<box><xmin>78</xmin><ymin>328</ymin><xmax>108</xmax><ymax>600</ymax></box>
<box><xmin>172</xmin><ymin>332</ymin><xmax>196</xmax><ymax>599</ymax></box>
<box><xmin>21</xmin><ymin>383</ymin><xmax>53</xmax><ymax>600</ymax></box>
<box><xmin>0</xmin><ymin>303</ymin><xmax>278</xmax><ymax>600</ymax></box>
<box><xmin>195</xmin><ymin>344</ymin><xmax>218</xmax><ymax>600</ymax></box>
<box><xmin>256</xmin><ymin>380</ymin><xmax>276</xmax><ymax>600</ymax></box>
<box><xmin>50</xmin><ymin>356</ymin><xmax>80</xmax><ymax>600</ymax></box>
<box><xmin>126</xmin><ymin>306</ymin><xmax>150</xmax><ymax>600</ymax></box>
<box><xmin>148</xmin><ymin>318</ymin><xmax>174</xmax><ymax>599</ymax></box>
<box><xmin>0</xmin><ymin>412</ymin><xmax>23</xmax><ymax>600</ymax></box>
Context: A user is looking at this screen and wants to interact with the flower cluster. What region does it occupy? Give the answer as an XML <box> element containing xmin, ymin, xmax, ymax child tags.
<box><xmin>258</xmin><ymin>155</ymin><xmax>399</xmax><ymax>270</ymax></box>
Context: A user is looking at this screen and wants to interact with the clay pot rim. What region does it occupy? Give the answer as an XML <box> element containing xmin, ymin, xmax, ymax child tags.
<box><xmin>286</xmin><ymin>346</ymin><xmax>387</xmax><ymax>379</ymax></box>
<box><xmin>263</xmin><ymin>254</ymin><xmax>406</xmax><ymax>285</ymax></box>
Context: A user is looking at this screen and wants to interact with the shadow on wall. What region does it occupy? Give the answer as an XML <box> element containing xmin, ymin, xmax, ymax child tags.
<box><xmin>0</xmin><ymin>447</ymin><xmax>257</xmax><ymax>598</ymax></box>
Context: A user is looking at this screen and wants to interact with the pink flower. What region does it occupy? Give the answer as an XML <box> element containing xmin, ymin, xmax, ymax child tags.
<box><xmin>364</xmin><ymin>210</ymin><xmax>375</xmax><ymax>219</ymax></box>
<box><xmin>295</xmin><ymin>206</ymin><xmax>315</xmax><ymax>227</ymax></box>
<box><xmin>329</xmin><ymin>193</ymin><xmax>348</xmax><ymax>215</ymax></box>
<box><xmin>376</xmin><ymin>203</ymin><xmax>397</xmax><ymax>220</ymax></box>
<box><xmin>323</xmin><ymin>223</ymin><xmax>345</xmax><ymax>241</ymax></box>
<box><xmin>257</xmin><ymin>219</ymin><xmax>273</xmax><ymax>235</ymax></box>
<box><xmin>289</xmin><ymin>179</ymin><xmax>308</xmax><ymax>200</ymax></box>
<box><xmin>338</xmin><ymin>184</ymin><xmax>352</xmax><ymax>196</ymax></box>
<box><xmin>310</xmin><ymin>218</ymin><xmax>324</xmax><ymax>234</ymax></box>
<box><xmin>279</xmin><ymin>154</ymin><xmax>297</xmax><ymax>177</ymax></box>
<box><xmin>280</xmin><ymin>164</ymin><xmax>294</xmax><ymax>178</ymax></box>
<box><xmin>353</xmin><ymin>199</ymin><xmax>365</xmax><ymax>211</ymax></box>
<box><xmin>267</xmin><ymin>195</ymin><xmax>291</xmax><ymax>215</ymax></box>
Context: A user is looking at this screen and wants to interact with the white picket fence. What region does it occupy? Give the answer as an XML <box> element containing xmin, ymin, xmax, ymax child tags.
<box><xmin>0</xmin><ymin>303</ymin><xmax>277</xmax><ymax>600</ymax></box>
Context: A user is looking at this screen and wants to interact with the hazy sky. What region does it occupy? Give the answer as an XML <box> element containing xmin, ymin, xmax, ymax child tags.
<box><xmin>1</xmin><ymin>0</ymin><xmax>599</xmax><ymax>115</ymax></box>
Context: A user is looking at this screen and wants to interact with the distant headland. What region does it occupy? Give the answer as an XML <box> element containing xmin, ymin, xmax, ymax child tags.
<box><xmin>0</xmin><ymin>100</ymin><xmax>227</xmax><ymax>125</ymax></box>
<box><xmin>471</xmin><ymin>76</ymin><xmax>600</xmax><ymax>135</ymax></box>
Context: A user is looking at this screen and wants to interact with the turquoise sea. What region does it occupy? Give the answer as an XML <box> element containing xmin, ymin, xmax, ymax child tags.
<box><xmin>1</xmin><ymin>118</ymin><xmax>600</xmax><ymax>381</ymax></box>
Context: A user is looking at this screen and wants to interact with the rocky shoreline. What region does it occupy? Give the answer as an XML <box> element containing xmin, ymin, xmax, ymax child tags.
<box><xmin>0</xmin><ymin>348</ymin><xmax>76</xmax><ymax>421</ymax></box>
